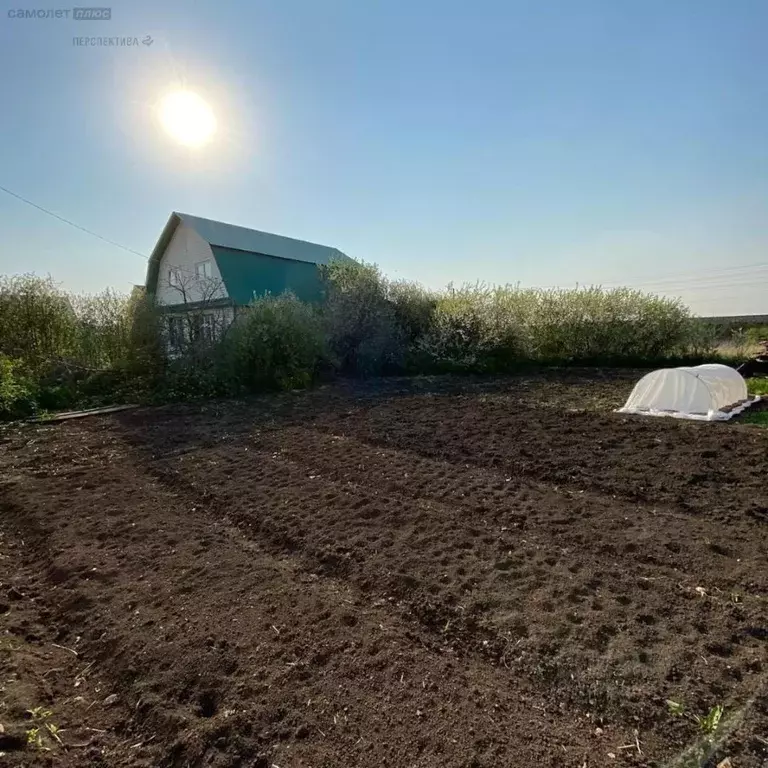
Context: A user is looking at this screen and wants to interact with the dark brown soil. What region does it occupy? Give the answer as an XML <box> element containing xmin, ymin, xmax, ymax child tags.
<box><xmin>1</xmin><ymin>370</ymin><xmax>766</xmax><ymax>767</ymax></box>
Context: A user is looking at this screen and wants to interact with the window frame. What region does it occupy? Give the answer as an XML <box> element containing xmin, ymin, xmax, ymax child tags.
<box><xmin>200</xmin><ymin>314</ymin><xmax>215</xmax><ymax>343</ymax></box>
<box><xmin>195</xmin><ymin>260</ymin><xmax>213</xmax><ymax>280</ymax></box>
<box><xmin>168</xmin><ymin>267</ymin><xmax>182</xmax><ymax>289</ymax></box>
<box><xmin>167</xmin><ymin>315</ymin><xmax>185</xmax><ymax>349</ymax></box>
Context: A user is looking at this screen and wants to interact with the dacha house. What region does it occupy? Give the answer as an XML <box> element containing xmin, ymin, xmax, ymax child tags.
<box><xmin>145</xmin><ymin>212</ymin><xmax>352</xmax><ymax>350</ymax></box>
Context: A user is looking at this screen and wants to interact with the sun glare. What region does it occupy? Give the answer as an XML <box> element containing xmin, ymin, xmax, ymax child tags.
<box><xmin>158</xmin><ymin>90</ymin><xmax>217</xmax><ymax>148</ymax></box>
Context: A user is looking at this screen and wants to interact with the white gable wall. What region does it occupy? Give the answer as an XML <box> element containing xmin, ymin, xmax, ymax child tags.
<box><xmin>156</xmin><ymin>222</ymin><xmax>228</xmax><ymax>306</ymax></box>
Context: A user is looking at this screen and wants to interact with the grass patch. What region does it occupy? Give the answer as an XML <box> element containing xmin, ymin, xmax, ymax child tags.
<box><xmin>738</xmin><ymin>378</ymin><xmax>768</xmax><ymax>427</ymax></box>
<box><xmin>740</xmin><ymin>411</ymin><xmax>768</xmax><ymax>427</ymax></box>
<box><xmin>747</xmin><ymin>377</ymin><xmax>768</xmax><ymax>397</ymax></box>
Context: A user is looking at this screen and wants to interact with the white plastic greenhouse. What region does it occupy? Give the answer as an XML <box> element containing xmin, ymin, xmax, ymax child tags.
<box><xmin>617</xmin><ymin>364</ymin><xmax>759</xmax><ymax>422</ymax></box>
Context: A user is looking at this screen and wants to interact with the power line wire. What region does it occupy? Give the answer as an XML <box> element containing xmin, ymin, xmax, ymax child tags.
<box><xmin>532</xmin><ymin>264</ymin><xmax>768</xmax><ymax>292</ymax></box>
<box><xmin>602</xmin><ymin>261</ymin><xmax>768</xmax><ymax>285</ymax></box>
<box><xmin>628</xmin><ymin>275</ymin><xmax>768</xmax><ymax>292</ymax></box>
<box><xmin>0</xmin><ymin>183</ymin><xmax>148</xmax><ymax>260</ymax></box>
<box><xmin>597</xmin><ymin>271</ymin><xmax>768</xmax><ymax>291</ymax></box>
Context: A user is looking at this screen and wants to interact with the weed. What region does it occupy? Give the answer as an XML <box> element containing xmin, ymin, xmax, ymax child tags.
<box><xmin>666</xmin><ymin>700</ymin><xmax>724</xmax><ymax>735</ymax></box>
<box><xmin>666</xmin><ymin>699</ymin><xmax>685</xmax><ymax>717</ymax></box>
<box><xmin>26</xmin><ymin>726</ymin><xmax>48</xmax><ymax>751</ymax></box>
<box><xmin>25</xmin><ymin>707</ymin><xmax>62</xmax><ymax>751</ymax></box>
<box><xmin>694</xmin><ymin>704</ymin><xmax>723</xmax><ymax>734</ymax></box>
<box><xmin>46</xmin><ymin>722</ymin><xmax>63</xmax><ymax>744</ymax></box>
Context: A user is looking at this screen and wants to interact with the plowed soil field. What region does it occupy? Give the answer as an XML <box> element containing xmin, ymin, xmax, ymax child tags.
<box><xmin>1</xmin><ymin>371</ymin><xmax>766</xmax><ymax>767</ymax></box>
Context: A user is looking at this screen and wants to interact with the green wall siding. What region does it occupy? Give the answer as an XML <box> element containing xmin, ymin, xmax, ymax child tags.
<box><xmin>211</xmin><ymin>246</ymin><xmax>324</xmax><ymax>305</ymax></box>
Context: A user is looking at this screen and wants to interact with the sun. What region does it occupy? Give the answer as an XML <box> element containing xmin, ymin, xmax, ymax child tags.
<box><xmin>158</xmin><ymin>90</ymin><xmax>217</xmax><ymax>148</ymax></box>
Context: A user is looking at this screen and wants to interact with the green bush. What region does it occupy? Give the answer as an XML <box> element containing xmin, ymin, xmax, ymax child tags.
<box><xmin>414</xmin><ymin>284</ymin><xmax>520</xmax><ymax>372</ymax></box>
<box><xmin>685</xmin><ymin>321</ymin><xmax>719</xmax><ymax>359</ymax></box>
<box><xmin>0</xmin><ymin>275</ymin><xmax>148</xmax><ymax>374</ymax></box>
<box><xmin>387</xmin><ymin>280</ymin><xmax>437</xmax><ymax>344</ymax></box>
<box><xmin>0</xmin><ymin>279</ymin><xmax>169</xmax><ymax>418</ymax></box>
<box><xmin>222</xmin><ymin>293</ymin><xmax>329</xmax><ymax>391</ymax></box>
<box><xmin>412</xmin><ymin>284</ymin><xmax>691</xmax><ymax>371</ymax></box>
<box><xmin>0</xmin><ymin>274</ymin><xmax>78</xmax><ymax>373</ymax></box>
<box><xmin>320</xmin><ymin>260</ymin><xmax>406</xmax><ymax>376</ymax></box>
<box><xmin>505</xmin><ymin>286</ymin><xmax>691</xmax><ymax>363</ymax></box>
<box><xmin>0</xmin><ymin>355</ymin><xmax>37</xmax><ymax>420</ymax></box>
<box><xmin>150</xmin><ymin>357</ymin><xmax>227</xmax><ymax>402</ymax></box>
<box><xmin>123</xmin><ymin>289</ymin><xmax>165</xmax><ymax>374</ymax></box>
<box><xmin>71</xmin><ymin>288</ymin><xmax>133</xmax><ymax>368</ymax></box>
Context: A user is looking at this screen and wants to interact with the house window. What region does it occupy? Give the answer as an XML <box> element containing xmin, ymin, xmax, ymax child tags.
<box><xmin>195</xmin><ymin>260</ymin><xmax>212</xmax><ymax>279</ymax></box>
<box><xmin>168</xmin><ymin>267</ymin><xmax>182</xmax><ymax>289</ymax></box>
<box><xmin>188</xmin><ymin>313</ymin><xmax>216</xmax><ymax>344</ymax></box>
<box><xmin>167</xmin><ymin>316</ymin><xmax>185</xmax><ymax>349</ymax></box>
<box><xmin>200</xmin><ymin>314</ymin><xmax>215</xmax><ymax>343</ymax></box>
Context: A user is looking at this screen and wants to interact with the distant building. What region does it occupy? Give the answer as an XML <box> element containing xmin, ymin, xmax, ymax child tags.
<box><xmin>145</xmin><ymin>212</ymin><xmax>352</xmax><ymax>350</ymax></box>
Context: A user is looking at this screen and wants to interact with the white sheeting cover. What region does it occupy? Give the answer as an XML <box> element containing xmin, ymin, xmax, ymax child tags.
<box><xmin>617</xmin><ymin>363</ymin><xmax>758</xmax><ymax>421</ymax></box>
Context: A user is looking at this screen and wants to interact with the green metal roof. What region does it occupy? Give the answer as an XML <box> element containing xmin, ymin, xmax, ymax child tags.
<box><xmin>145</xmin><ymin>212</ymin><xmax>352</xmax><ymax>302</ymax></box>
<box><xmin>212</xmin><ymin>245</ymin><xmax>325</xmax><ymax>305</ymax></box>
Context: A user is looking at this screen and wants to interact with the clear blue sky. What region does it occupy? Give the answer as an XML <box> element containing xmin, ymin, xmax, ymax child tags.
<box><xmin>1</xmin><ymin>0</ymin><xmax>766</xmax><ymax>315</ymax></box>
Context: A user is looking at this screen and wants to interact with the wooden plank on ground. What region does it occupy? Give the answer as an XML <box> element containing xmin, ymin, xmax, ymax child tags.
<box><xmin>29</xmin><ymin>404</ymin><xmax>139</xmax><ymax>423</ymax></box>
